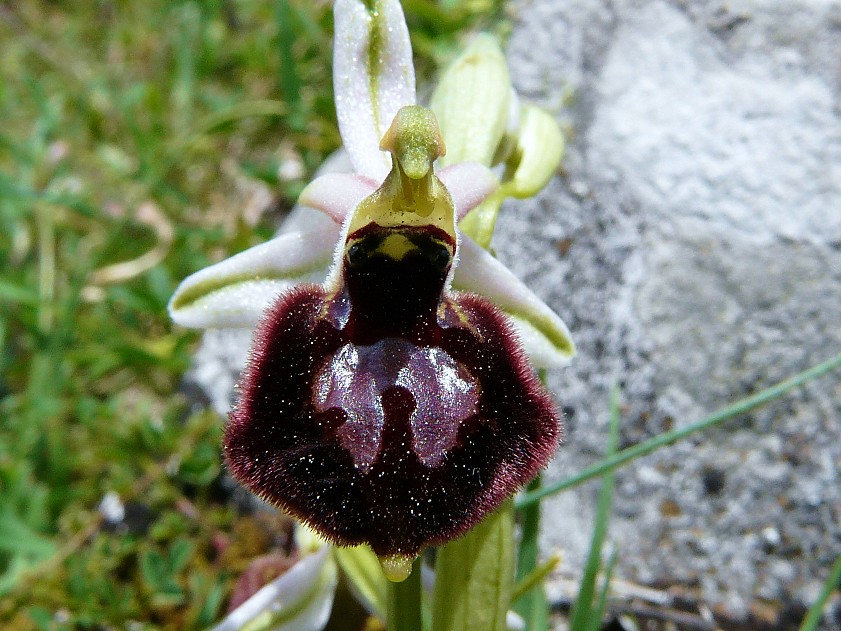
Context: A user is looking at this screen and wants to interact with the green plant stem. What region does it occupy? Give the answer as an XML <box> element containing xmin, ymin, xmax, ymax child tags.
<box><xmin>514</xmin><ymin>475</ymin><xmax>547</xmax><ymax>631</ymax></box>
<box><xmin>387</xmin><ymin>558</ymin><xmax>423</xmax><ymax>631</ymax></box>
<box><xmin>432</xmin><ymin>503</ymin><xmax>515</xmax><ymax>631</ymax></box>
<box><xmin>798</xmin><ymin>553</ymin><xmax>841</xmax><ymax>631</ymax></box>
<box><xmin>569</xmin><ymin>386</ymin><xmax>620</xmax><ymax>631</ymax></box>
<box><xmin>517</xmin><ymin>351</ymin><xmax>841</xmax><ymax>509</ymax></box>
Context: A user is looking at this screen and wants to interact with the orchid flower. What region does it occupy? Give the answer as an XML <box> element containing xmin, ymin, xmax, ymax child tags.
<box><xmin>170</xmin><ymin>0</ymin><xmax>573</xmax><ymax>590</ymax></box>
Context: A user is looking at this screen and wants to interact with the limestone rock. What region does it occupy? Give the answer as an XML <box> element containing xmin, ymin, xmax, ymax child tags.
<box><xmin>503</xmin><ymin>0</ymin><xmax>841</xmax><ymax>625</ymax></box>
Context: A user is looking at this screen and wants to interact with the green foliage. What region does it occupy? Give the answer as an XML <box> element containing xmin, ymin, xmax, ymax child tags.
<box><xmin>431</xmin><ymin>502</ymin><xmax>514</xmax><ymax>631</ymax></box>
<box><xmin>0</xmin><ymin>1</ymin><xmax>504</xmax><ymax>628</ymax></box>
<box><xmin>512</xmin><ymin>475</ymin><xmax>549</xmax><ymax>631</ymax></box>
<box><xmin>568</xmin><ymin>388</ymin><xmax>620</xmax><ymax>631</ymax></box>
<box><xmin>798</xmin><ymin>552</ymin><xmax>841</xmax><ymax>631</ymax></box>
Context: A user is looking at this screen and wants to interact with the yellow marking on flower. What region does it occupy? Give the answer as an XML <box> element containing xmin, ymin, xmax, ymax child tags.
<box><xmin>376</xmin><ymin>233</ymin><xmax>416</xmax><ymax>260</ymax></box>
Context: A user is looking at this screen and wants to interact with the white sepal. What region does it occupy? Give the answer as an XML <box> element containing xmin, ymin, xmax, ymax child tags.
<box><xmin>333</xmin><ymin>0</ymin><xmax>416</xmax><ymax>182</ymax></box>
<box><xmin>211</xmin><ymin>546</ymin><xmax>338</xmax><ymax>631</ymax></box>
<box><xmin>452</xmin><ymin>236</ymin><xmax>575</xmax><ymax>368</ymax></box>
<box><xmin>168</xmin><ymin>226</ymin><xmax>338</xmax><ymax>329</ymax></box>
<box><xmin>299</xmin><ymin>173</ymin><xmax>379</xmax><ymax>223</ymax></box>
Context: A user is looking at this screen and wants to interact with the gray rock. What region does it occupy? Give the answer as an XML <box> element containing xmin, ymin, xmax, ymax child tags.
<box><xmin>503</xmin><ymin>0</ymin><xmax>841</xmax><ymax>626</ymax></box>
<box><xmin>187</xmin><ymin>0</ymin><xmax>841</xmax><ymax>626</ymax></box>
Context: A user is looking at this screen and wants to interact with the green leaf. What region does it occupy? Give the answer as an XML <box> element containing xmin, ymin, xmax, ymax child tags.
<box><xmin>168</xmin><ymin>538</ymin><xmax>194</xmax><ymax>574</ymax></box>
<box><xmin>276</xmin><ymin>0</ymin><xmax>304</xmax><ymax>129</ymax></box>
<box><xmin>432</xmin><ymin>501</ymin><xmax>515</xmax><ymax>631</ymax></box>
<box><xmin>0</xmin><ymin>280</ymin><xmax>39</xmax><ymax>307</ymax></box>
<box><xmin>518</xmin><ymin>351</ymin><xmax>841</xmax><ymax>508</ymax></box>
<box><xmin>0</xmin><ymin>509</ymin><xmax>55</xmax><ymax>557</ymax></box>
<box><xmin>569</xmin><ymin>386</ymin><xmax>620</xmax><ymax>631</ymax></box>
<box><xmin>333</xmin><ymin>545</ymin><xmax>388</xmax><ymax>618</ymax></box>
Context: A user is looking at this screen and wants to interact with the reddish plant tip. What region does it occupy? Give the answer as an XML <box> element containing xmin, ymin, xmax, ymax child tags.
<box><xmin>224</xmin><ymin>226</ymin><xmax>561</xmax><ymax>557</ymax></box>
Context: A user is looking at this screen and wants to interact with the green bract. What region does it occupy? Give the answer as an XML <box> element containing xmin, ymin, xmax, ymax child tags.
<box><xmin>430</xmin><ymin>35</ymin><xmax>566</xmax><ymax>249</ymax></box>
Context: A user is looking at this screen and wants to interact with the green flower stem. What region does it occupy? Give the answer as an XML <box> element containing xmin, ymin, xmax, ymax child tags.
<box><xmin>517</xmin><ymin>351</ymin><xmax>841</xmax><ymax>509</ymax></box>
<box><xmin>513</xmin><ymin>474</ymin><xmax>548</xmax><ymax>631</ymax></box>
<box><xmin>386</xmin><ymin>557</ymin><xmax>422</xmax><ymax>631</ymax></box>
<box><xmin>798</xmin><ymin>552</ymin><xmax>841</xmax><ymax>631</ymax></box>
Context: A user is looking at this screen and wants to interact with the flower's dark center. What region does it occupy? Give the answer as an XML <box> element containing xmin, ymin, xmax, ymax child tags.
<box><xmin>342</xmin><ymin>223</ymin><xmax>454</xmax><ymax>340</ymax></box>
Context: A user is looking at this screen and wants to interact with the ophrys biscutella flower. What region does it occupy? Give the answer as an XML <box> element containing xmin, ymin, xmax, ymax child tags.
<box><xmin>169</xmin><ymin>0</ymin><xmax>573</xmax><ymax>581</ymax></box>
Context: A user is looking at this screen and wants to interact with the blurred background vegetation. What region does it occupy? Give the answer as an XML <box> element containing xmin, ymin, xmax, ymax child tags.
<box><xmin>0</xmin><ymin>1</ymin><xmax>505</xmax><ymax>628</ymax></box>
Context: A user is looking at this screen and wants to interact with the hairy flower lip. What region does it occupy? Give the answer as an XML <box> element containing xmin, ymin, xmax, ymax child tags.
<box><xmin>224</xmin><ymin>285</ymin><xmax>561</xmax><ymax>558</ymax></box>
<box><xmin>223</xmin><ymin>102</ymin><xmax>563</xmax><ymax>559</ymax></box>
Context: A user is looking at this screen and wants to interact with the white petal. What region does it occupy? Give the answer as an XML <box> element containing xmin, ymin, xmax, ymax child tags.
<box><xmin>452</xmin><ymin>236</ymin><xmax>575</xmax><ymax>368</ymax></box>
<box><xmin>334</xmin><ymin>0</ymin><xmax>415</xmax><ymax>181</ymax></box>
<box><xmin>299</xmin><ymin>173</ymin><xmax>379</xmax><ymax>224</ymax></box>
<box><xmin>211</xmin><ymin>546</ymin><xmax>338</xmax><ymax>631</ymax></box>
<box><xmin>168</xmin><ymin>225</ymin><xmax>339</xmax><ymax>329</ymax></box>
<box><xmin>438</xmin><ymin>162</ymin><xmax>499</xmax><ymax>221</ymax></box>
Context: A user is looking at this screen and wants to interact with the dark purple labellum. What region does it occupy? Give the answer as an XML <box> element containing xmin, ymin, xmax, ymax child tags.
<box><xmin>225</xmin><ymin>224</ymin><xmax>561</xmax><ymax>557</ymax></box>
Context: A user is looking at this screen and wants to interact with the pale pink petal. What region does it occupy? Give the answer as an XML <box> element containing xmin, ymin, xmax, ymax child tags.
<box><xmin>334</xmin><ymin>0</ymin><xmax>416</xmax><ymax>181</ymax></box>
<box><xmin>452</xmin><ymin>236</ymin><xmax>575</xmax><ymax>368</ymax></box>
<box><xmin>299</xmin><ymin>173</ymin><xmax>379</xmax><ymax>224</ymax></box>
<box><xmin>438</xmin><ymin>162</ymin><xmax>499</xmax><ymax>221</ymax></box>
<box><xmin>168</xmin><ymin>225</ymin><xmax>340</xmax><ymax>329</ymax></box>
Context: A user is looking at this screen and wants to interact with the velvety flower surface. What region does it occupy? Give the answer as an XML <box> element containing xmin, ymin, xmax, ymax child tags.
<box><xmin>225</xmin><ymin>105</ymin><xmax>559</xmax><ymax>559</ymax></box>
<box><xmin>170</xmin><ymin>0</ymin><xmax>573</xmax><ymax>573</ymax></box>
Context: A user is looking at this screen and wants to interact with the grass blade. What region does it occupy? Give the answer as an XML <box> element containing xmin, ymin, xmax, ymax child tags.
<box><xmin>518</xmin><ymin>351</ymin><xmax>841</xmax><ymax>509</ymax></box>
<box><xmin>798</xmin><ymin>552</ymin><xmax>841</xmax><ymax>631</ymax></box>
<box><xmin>569</xmin><ymin>386</ymin><xmax>620</xmax><ymax>631</ymax></box>
<box><xmin>588</xmin><ymin>547</ymin><xmax>618</xmax><ymax>631</ymax></box>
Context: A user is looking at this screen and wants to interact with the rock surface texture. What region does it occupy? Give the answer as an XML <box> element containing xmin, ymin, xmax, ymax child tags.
<box><xmin>187</xmin><ymin>0</ymin><xmax>841</xmax><ymax>627</ymax></box>
<box><xmin>502</xmin><ymin>0</ymin><xmax>841</xmax><ymax>627</ymax></box>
